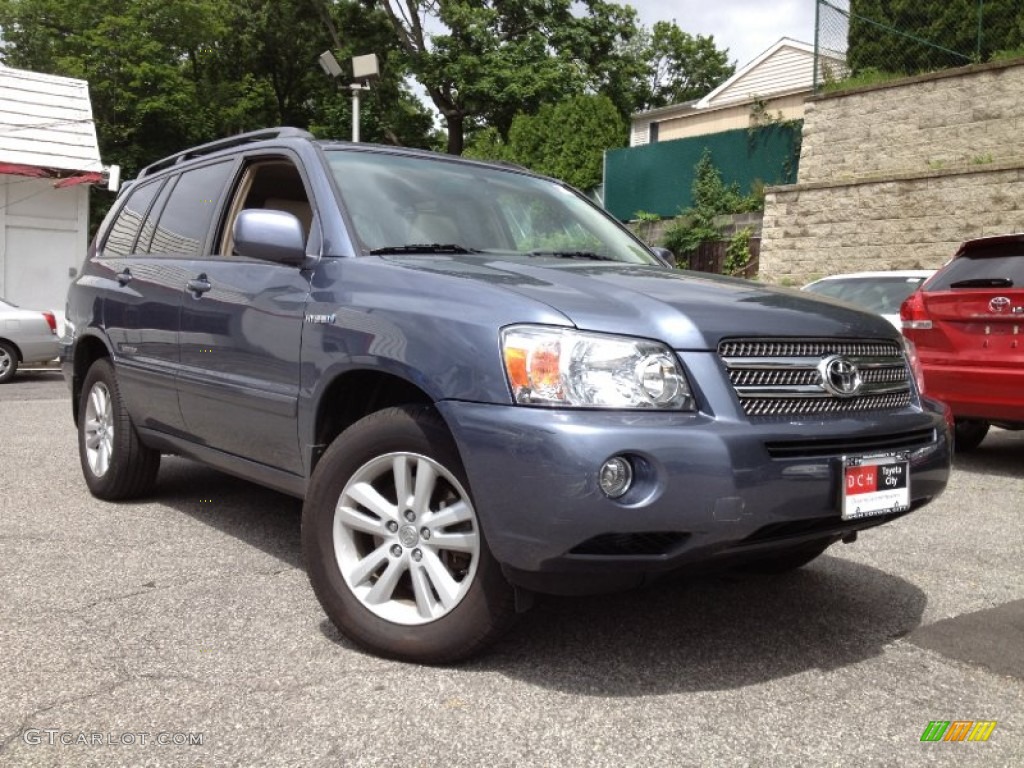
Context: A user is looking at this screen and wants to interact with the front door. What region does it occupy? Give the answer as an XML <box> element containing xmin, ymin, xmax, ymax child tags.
<box><xmin>176</xmin><ymin>156</ymin><xmax>314</xmax><ymax>473</ymax></box>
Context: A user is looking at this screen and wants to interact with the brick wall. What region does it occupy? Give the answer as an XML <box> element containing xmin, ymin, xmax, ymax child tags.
<box><xmin>760</xmin><ymin>58</ymin><xmax>1024</xmax><ymax>284</ymax></box>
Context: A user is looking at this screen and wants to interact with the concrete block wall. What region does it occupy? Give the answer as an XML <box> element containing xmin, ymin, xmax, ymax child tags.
<box><xmin>799</xmin><ymin>60</ymin><xmax>1024</xmax><ymax>182</ymax></box>
<box><xmin>761</xmin><ymin>58</ymin><xmax>1024</xmax><ymax>284</ymax></box>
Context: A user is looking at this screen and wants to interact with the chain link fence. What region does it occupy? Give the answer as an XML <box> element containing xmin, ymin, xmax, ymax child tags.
<box><xmin>815</xmin><ymin>0</ymin><xmax>1024</xmax><ymax>89</ymax></box>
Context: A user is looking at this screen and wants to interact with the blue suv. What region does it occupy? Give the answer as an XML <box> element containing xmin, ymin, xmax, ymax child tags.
<box><xmin>62</xmin><ymin>128</ymin><xmax>951</xmax><ymax>662</ymax></box>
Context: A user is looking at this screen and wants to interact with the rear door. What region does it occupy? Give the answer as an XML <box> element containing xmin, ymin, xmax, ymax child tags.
<box><xmin>98</xmin><ymin>176</ymin><xmax>191</xmax><ymax>432</ymax></box>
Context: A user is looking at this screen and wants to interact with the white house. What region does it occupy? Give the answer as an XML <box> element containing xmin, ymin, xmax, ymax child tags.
<box><xmin>0</xmin><ymin>66</ymin><xmax>104</xmax><ymax>319</ymax></box>
<box><xmin>630</xmin><ymin>38</ymin><xmax>847</xmax><ymax>147</ymax></box>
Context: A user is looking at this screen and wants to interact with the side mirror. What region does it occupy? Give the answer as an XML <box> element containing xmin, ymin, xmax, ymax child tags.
<box><xmin>233</xmin><ymin>209</ymin><xmax>306</xmax><ymax>265</ymax></box>
<box><xmin>650</xmin><ymin>246</ymin><xmax>677</xmax><ymax>268</ymax></box>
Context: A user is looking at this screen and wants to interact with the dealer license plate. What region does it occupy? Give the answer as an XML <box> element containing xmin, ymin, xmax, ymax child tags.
<box><xmin>841</xmin><ymin>452</ymin><xmax>911</xmax><ymax>520</ymax></box>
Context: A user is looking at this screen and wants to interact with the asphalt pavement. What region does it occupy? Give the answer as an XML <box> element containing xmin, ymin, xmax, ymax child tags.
<box><xmin>1</xmin><ymin>371</ymin><xmax>1021</xmax><ymax>767</ymax></box>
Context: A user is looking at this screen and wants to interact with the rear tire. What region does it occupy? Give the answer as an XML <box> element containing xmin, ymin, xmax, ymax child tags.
<box><xmin>78</xmin><ymin>358</ymin><xmax>160</xmax><ymax>499</ymax></box>
<box><xmin>0</xmin><ymin>341</ymin><xmax>18</xmax><ymax>383</ymax></box>
<box><xmin>954</xmin><ymin>419</ymin><xmax>989</xmax><ymax>452</ymax></box>
<box><xmin>302</xmin><ymin>404</ymin><xmax>517</xmax><ymax>664</ymax></box>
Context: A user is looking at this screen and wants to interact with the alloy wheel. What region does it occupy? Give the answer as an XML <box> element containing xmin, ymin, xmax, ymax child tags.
<box><xmin>332</xmin><ymin>452</ymin><xmax>480</xmax><ymax>625</ymax></box>
<box><xmin>83</xmin><ymin>381</ymin><xmax>114</xmax><ymax>477</ymax></box>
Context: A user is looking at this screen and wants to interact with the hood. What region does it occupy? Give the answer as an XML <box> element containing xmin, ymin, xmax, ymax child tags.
<box><xmin>381</xmin><ymin>255</ymin><xmax>899</xmax><ymax>350</ymax></box>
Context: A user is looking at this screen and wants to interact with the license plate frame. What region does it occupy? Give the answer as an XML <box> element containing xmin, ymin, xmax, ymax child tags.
<box><xmin>841</xmin><ymin>451</ymin><xmax>911</xmax><ymax>520</ymax></box>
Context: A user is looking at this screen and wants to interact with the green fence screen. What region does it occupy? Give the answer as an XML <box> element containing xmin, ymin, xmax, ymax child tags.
<box><xmin>604</xmin><ymin>122</ymin><xmax>802</xmax><ymax>221</ymax></box>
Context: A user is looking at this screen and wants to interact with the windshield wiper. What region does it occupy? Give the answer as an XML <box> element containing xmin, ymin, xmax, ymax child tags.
<box><xmin>527</xmin><ymin>250</ymin><xmax>616</xmax><ymax>262</ymax></box>
<box><xmin>949</xmin><ymin>277</ymin><xmax>1014</xmax><ymax>288</ymax></box>
<box><xmin>369</xmin><ymin>244</ymin><xmax>480</xmax><ymax>255</ymax></box>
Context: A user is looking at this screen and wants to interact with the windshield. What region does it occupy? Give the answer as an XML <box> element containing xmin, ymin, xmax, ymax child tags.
<box><xmin>326</xmin><ymin>150</ymin><xmax>657</xmax><ymax>265</ymax></box>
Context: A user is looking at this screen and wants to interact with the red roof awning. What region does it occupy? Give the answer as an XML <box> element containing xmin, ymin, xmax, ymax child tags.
<box><xmin>53</xmin><ymin>172</ymin><xmax>103</xmax><ymax>188</ymax></box>
<box><xmin>0</xmin><ymin>162</ymin><xmax>49</xmax><ymax>178</ymax></box>
<box><xmin>0</xmin><ymin>162</ymin><xmax>103</xmax><ymax>187</ymax></box>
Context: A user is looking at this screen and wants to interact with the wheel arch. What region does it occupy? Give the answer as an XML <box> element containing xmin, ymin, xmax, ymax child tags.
<box><xmin>309</xmin><ymin>368</ymin><xmax>438</xmax><ymax>474</ymax></box>
<box><xmin>0</xmin><ymin>337</ymin><xmax>24</xmax><ymax>361</ymax></box>
<box><xmin>70</xmin><ymin>334</ymin><xmax>113</xmax><ymax>424</ymax></box>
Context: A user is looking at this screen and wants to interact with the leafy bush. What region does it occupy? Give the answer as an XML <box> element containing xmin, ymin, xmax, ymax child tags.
<box><xmin>662</xmin><ymin>149</ymin><xmax>760</xmax><ymax>263</ymax></box>
<box><xmin>723</xmin><ymin>227</ymin><xmax>754</xmax><ymax>277</ymax></box>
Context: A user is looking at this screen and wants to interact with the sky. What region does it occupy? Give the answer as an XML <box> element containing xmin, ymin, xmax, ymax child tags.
<box><xmin>628</xmin><ymin>0</ymin><xmax>819</xmax><ymax>68</ymax></box>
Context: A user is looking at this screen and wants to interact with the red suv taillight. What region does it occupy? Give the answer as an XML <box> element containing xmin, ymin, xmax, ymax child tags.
<box><xmin>42</xmin><ymin>311</ymin><xmax>57</xmax><ymax>335</ymax></box>
<box><xmin>899</xmin><ymin>291</ymin><xmax>932</xmax><ymax>331</ymax></box>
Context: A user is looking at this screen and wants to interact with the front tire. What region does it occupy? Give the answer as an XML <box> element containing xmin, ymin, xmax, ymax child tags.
<box><xmin>302</xmin><ymin>405</ymin><xmax>517</xmax><ymax>664</ymax></box>
<box><xmin>78</xmin><ymin>358</ymin><xmax>160</xmax><ymax>499</ymax></box>
<box><xmin>0</xmin><ymin>341</ymin><xmax>18</xmax><ymax>383</ymax></box>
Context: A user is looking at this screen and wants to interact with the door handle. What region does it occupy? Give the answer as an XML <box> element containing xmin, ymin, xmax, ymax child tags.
<box><xmin>116</xmin><ymin>268</ymin><xmax>132</xmax><ymax>286</ymax></box>
<box><xmin>186</xmin><ymin>275</ymin><xmax>212</xmax><ymax>297</ymax></box>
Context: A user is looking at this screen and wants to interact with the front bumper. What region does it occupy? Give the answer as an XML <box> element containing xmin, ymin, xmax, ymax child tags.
<box><xmin>437</xmin><ymin>399</ymin><xmax>951</xmax><ymax>594</ymax></box>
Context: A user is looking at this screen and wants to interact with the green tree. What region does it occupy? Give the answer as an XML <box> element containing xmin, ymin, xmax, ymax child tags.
<box><xmin>373</xmin><ymin>0</ymin><xmax>640</xmax><ymax>154</ymax></box>
<box><xmin>467</xmin><ymin>93</ymin><xmax>626</xmax><ymax>190</ymax></box>
<box><xmin>637</xmin><ymin>21</ymin><xmax>734</xmax><ymax>110</ymax></box>
<box><xmin>0</xmin><ymin>0</ymin><xmax>436</xmax><ymax>181</ymax></box>
<box><xmin>0</xmin><ymin>0</ymin><xmax>234</xmax><ymax>172</ymax></box>
<box><xmin>848</xmin><ymin>0</ymin><xmax>1024</xmax><ymax>75</ymax></box>
<box><xmin>662</xmin><ymin>148</ymin><xmax>758</xmax><ymax>263</ymax></box>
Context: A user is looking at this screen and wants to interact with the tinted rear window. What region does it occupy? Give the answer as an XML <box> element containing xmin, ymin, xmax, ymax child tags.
<box><xmin>102</xmin><ymin>180</ymin><xmax>163</xmax><ymax>257</ymax></box>
<box><xmin>929</xmin><ymin>247</ymin><xmax>1024</xmax><ymax>290</ymax></box>
<box><xmin>145</xmin><ymin>161</ymin><xmax>233</xmax><ymax>257</ymax></box>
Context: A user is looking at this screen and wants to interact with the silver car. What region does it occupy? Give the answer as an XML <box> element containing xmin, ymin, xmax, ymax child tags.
<box><xmin>0</xmin><ymin>297</ymin><xmax>59</xmax><ymax>383</ymax></box>
<box><xmin>803</xmin><ymin>270</ymin><xmax>935</xmax><ymax>329</ymax></box>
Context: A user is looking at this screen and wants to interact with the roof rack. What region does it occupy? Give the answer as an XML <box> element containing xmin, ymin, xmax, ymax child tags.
<box><xmin>137</xmin><ymin>127</ymin><xmax>314</xmax><ymax>179</ymax></box>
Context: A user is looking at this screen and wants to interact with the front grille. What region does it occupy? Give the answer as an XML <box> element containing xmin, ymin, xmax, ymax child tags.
<box><xmin>744</xmin><ymin>392</ymin><xmax>913</xmax><ymax>417</ymax></box>
<box><xmin>718</xmin><ymin>337</ymin><xmax>913</xmax><ymax>418</ymax></box>
<box><xmin>569</xmin><ymin>532</ymin><xmax>689</xmax><ymax>557</ymax></box>
<box><xmin>765</xmin><ymin>428</ymin><xmax>936</xmax><ymax>459</ymax></box>
<box><xmin>719</xmin><ymin>340</ymin><xmax>901</xmax><ymax>358</ymax></box>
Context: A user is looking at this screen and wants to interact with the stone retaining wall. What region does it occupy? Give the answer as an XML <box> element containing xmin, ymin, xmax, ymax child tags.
<box><xmin>760</xmin><ymin>58</ymin><xmax>1024</xmax><ymax>284</ymax></box>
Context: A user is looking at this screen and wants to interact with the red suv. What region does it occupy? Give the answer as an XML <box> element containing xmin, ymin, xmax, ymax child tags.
<box><xmin>900</xmin><ymin>234</ymin><xmax>1024</xmax><ymax>450</ymax></box>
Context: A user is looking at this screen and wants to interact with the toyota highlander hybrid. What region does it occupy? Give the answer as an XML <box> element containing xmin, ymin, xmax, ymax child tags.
<box><xmin>61</xmin><ymin>128</ymin><xmax>952</xmax><ymax>662</ymax></box>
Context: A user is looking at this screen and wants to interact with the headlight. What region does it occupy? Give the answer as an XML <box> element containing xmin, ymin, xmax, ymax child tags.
<box><xmin>902</xmin><ymin>335</ymin><xmax>926</xmax><ymax>396</ymax></box>
<box><xmin>501</xmin><ymin>325</ymin><xmax>695</xmax><ymax>410</ymax></box>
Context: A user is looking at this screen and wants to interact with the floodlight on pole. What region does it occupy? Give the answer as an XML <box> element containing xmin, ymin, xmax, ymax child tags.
<box><xmin>348</xmin><ymin>54</ymin><xmax>380</xmax><ymax>144</ymax></box>
<box><xmin>318</xmin><ymin>51</ymin><xmax>343</xmax><ymax>78</ymax></box>
<box><xmin>317</xmin><ymin>50</ymin><xmax>380</xmax><ymax>143</ymax></box>
<box><xmin>352</xmin><ymin>53</ymin><xmax>379</xmax><ymax>81</ymax></box>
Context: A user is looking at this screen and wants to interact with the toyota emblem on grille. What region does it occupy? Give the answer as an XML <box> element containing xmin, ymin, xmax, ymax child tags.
<box><xmin>818</xmin><ymin>355</ymin><xmax>863</xmax><ymax>397</ymax></box>
<box><xmin>990</xmin><ymin>296</ymin><xmax>1012</xmax><ymax>313</ymax></box>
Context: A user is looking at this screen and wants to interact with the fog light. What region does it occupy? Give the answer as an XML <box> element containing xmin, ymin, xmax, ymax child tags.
<box><xmin>599</xmin><ymin>457</ymin><xmax>633</xmax><ymax>499</ymax></box>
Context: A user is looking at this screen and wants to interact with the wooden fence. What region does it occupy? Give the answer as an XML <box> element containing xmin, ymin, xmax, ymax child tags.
<box><xmin>688</xmin><ymin>238</ymin><xmax>761</xmax><ymax>279</ymax></box>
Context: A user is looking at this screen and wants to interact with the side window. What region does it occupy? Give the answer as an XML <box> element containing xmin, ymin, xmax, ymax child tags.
<box><xmin>146</xmin><ymin>162</ymin><xmax>233</xmax><ymax>258</ymax></box>
<box><xmin>219</xmin><ymin>159</ymin><xmax>312</xmax><ymax>257</ymax></box>
<box><xmin>135</xmin><ymin>176</ymin><xmax>175</xmax><ymax>255</ymax></box>
<box><xmin>101</xmin><ymin>180</ymin><xmax>163</xmax><ymax>257</ymax></box>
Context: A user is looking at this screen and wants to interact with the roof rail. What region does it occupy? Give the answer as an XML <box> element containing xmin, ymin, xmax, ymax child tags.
<box><xmin>137</xmin><ymin>127</ymin><xmax>314</xmax><ymax>178</ymax></box>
